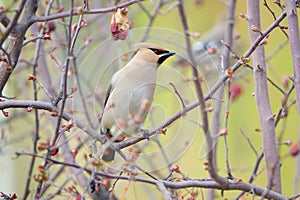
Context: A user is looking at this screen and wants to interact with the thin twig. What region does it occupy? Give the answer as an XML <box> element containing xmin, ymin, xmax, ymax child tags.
<box><xmin>239</xmin><ymin>128</ymin><xmax>258</xmax><ymax>157</ymax></box>
<box><xmin>22</xmin><ymin>34</ymin><xmax>48</xmax><ymax>46</ymax></box>
<box><xmin>274</xmin><ymin>85</ymin><xmax>294</xmax><ymax>126</ymax></box>
<box><xmin>0</xmin><ymin>46</ymin><xmax>13</xmax><ymax>67</ymax></box>
<box><xmin>223</xmin><ymin>78</ymin><xmax>233</xmax><ymax>178</ymax></box>
<box><xmin>18</xmin><ymin>1</ymin><xmax>43</xmax><ymax>199</ymax></box>
<box><xmin>266</xmin><ymin>40</ymin><xmax>288</xmax><ymax>62</ymax></box>
<box><xmin>31</xmin><ymin>0</ymin><xmax>144</xmax><ymax>24</ymax></box>
<box><xmin>207</xmin><ymin>1</ymin><xmax>237</xmax><ymax>198</ymax></box>
<box><xmin>244</xmin><ymin>64</ymin><xmax>285</xmax><ymax>95</ymax></box>
<box><xmin>15</xmin><ymin>152</ymin><xmax>288</xmax><ymax>200</ymax></box>
<box><xmin>263</xmin><ymin>0</ymin><xmax>288</xmax><ymax>39</ymax></box>
<box><xmin>235</xmin><ymin>152</ymin><xmax>264</xmax><ymax>200</ymax></box>
<box><xmin>140</xmin><ymin>0</ymin><xmax>164</xmax><ymax>42</ymax></box>
<box><xmin>169</xmin><ymin>82</ymin><xmax>185</xmax><ymax>109</ymax></box>
<box><xmin>35</xmin><ymin>1</ymin><xmax>78</xmax><ymax>197</ymax></box>
<box><xmin>0</xmin><ymin>0</ymin><xmax>27</xmax><ymax>49</ymax></box>
<box><xmin>73</xmin><ymin>59</ymin><xmax>96</xmax><ymax>128</ymax></box>
<box><xmin>177</xmin><ymin>0</ymin><xmax>227</xmax><ymax>186</ymax></box>
<box><xmin>263</xmin><ymin>0</ymin><xmax>277</xmax><ymax>20</ymax></box>
<box><xmin>35</xmin><ymin>78</ymin><xmax>55</xmax><ymax>101</ymax></box>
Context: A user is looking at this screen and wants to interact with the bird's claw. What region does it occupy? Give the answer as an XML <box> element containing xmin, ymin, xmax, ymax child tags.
<box><xmin>137</xmin><ymin>127</ymin><xmax>150</xmax><ymax>140</ymax></box>
<box><xmin>142</xmin><ymin>129</ymin><xmax>150</xmax><ymax>140</ymax></box>
<box><xmin>227</xmin><ymin>173</ymin><xmax>234</xmax><ymax>180</ymax></box>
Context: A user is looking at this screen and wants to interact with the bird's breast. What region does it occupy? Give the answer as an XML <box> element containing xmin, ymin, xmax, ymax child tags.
<box><xmin>101</xmin><ymin>66</ymin><xmax>157</xmax><ymax>137</ymax></box>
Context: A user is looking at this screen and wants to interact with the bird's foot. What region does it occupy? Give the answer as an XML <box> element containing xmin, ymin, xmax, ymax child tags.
<box><xmin>138</xmin><ymin>127</ymin><xmax>150</xmax><ymax>140</ymax></box>
<box><xmin>227</xmin><ymin>173</ymin><xmax>234</xmax><ymax>180</ymax></box>
<box><xmin>143</xmin><ymin>129</ymin><xmax>150</xmax><ymax>140</ymax></box>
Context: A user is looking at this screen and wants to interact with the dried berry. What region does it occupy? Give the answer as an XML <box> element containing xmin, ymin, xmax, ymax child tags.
<box><xmin>47</xmin><ymin>22</ymin><xmax>56</xmax><ymax>32</ymax></box>
<box><xmin>118</xmin><ymin>29</ymin><xmax>127</xmax><ymax>40</ymax></box>
<box><xmin>230</xmin><ymin>83</ymin><xmax>244</xmax><ymax>101</ymax></box>
<box><xmin>51</xmin><ymin>146</ymin><xmax>59</xmax><ymax>156</ymax></box>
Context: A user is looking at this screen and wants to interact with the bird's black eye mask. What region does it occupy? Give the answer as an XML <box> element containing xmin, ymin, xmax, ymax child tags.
<box><xmin>149</xmin><ymin>48</ymin><xmax>175</xmax><ymax>65</ymax></box>
<box><xmin>131</xmin><ymin>47</ymin><xmax>175</xmax><ymax>65</ymax></box>
<box><xmin>148</xmin><ymin>48</ymin><xmax>169</xmax><ymax>55</ymax></box>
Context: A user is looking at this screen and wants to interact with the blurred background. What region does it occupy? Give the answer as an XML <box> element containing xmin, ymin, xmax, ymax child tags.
<box><xmin>0</xmin><ymin>0</ymin><xmax>299</xmax><ymax>199</ymax></box>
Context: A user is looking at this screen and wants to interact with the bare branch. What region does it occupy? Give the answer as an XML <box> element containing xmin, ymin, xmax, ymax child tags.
<box><xmin>0</xmin><ymin>100</ymin><xmax>104</xmax><ymax>142</ymax></box>
<box><xmin>0</xmin><ymin>0</ymin><xmax>27</xmax><ymax>49</ymax></box>
<box><xmin>239</xmin><ymin>128</ymin><xmax>258</xmax><ymax>157</ymax></box>
<box><xmin>156</xmin><ymin>181</ymin><xmax>172</xmax><ymax>200</ymax></box>
<box><xmin>140</xmin><ymin>0</ymin><xmax>165</xmax><ymax>42</ymax></box>
<box><xmin>177</xmin><ymin>0</ymin><xmax>228</xmax><ymax>187</ymax></box>
<box><xmin>169</xmin><ymin>82</ymin><xmax>185</xmax><ymax>108</ymax></box>
<box><xmin>286</xmin><ymin>0</ymin><xmax>300</xmax><ymax>115</ymax></box>
<box><xmin>31</xmin><ymin>0</ymin><xmax>144</xmax><ymax>24</ymax></box>
<box><xmin>15</xmin><ymin>152</ymin><xmax>289</xmax><ymax>200</ymax></box>
<box><xmin>0</xmin><ymin>0</ymin><xmax>37</xmax><ymax>96</ymax></box>
<box><xmin>247</xmin><ymin>0</ymin><xmax>281</xmax><ymax>193</ymax></box>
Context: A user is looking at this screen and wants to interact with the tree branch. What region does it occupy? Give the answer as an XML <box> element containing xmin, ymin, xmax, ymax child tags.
<box><xmin>177</xmin><ymin>0</ymin><xmax>228</xmax><ymax>187</ymax></box>
<box><xmin>286</xmin><ymin>0</ymin><xmax>300</xmax><ymax>115</ymax></box>
<box><xmin>16</xmin><ymin>152</ymin><xmax>288</xmax><ymax>200</ymax></box>
<box><xmin>31</xmin><ymin>0</ymin><xmax>144</xmax><ymax>24</ymax></box>
<box><xmin>247</xmin><ymin>0</ymin><xmax>281</xmax><ymax>193</ymax></box>
<box><xmin>0</xmin><ymin>100</ymin><xmax>104</xmax><ymax>143</ymax></box>
<box><xmin>0</xmin><ymin>0</ymin><xmax>36</xmax><ymax>96</ymax></box>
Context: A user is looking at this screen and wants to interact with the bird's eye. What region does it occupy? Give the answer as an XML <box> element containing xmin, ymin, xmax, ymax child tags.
<box><xmin>149</xmin><ymin>48</ymin><xmax>168</xmax><ymax>55</ymax></box>
<box><xmin>152</xmin><ymin>49</ymin><xmax>159</xmax><ymax>54</ymax></box>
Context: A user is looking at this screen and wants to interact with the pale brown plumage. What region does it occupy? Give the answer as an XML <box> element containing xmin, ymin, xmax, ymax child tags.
<box><xmin>100</xmin><ymin>43</ymin><xmax>175</xmax><ymax>162</ymax></box>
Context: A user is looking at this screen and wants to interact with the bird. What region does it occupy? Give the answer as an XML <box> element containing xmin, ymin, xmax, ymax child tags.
<box><xmin>100</xmin><ymin>43</ymin><xmax>175</xmax><ymax>162</ymax></box>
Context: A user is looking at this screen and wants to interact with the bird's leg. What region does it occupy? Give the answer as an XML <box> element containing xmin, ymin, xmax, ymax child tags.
<box><xmin>138</xmin><ymin>127</ymin><xmax>150</xmax><ymax>140</ymax></box>
<box><xmin>113</xmin><ymin>142</ymin><xmax>127</xmax><ymax>160</ymax></box>
<box><xmin>104</xmin><ymin>140</ymin><xmax>127</xmax><ymax>161</ymax></box>
<box><xmin>227</xmin><ymin>173</ymin><xmax>234</xmax><ymax>180</ymax></box>
<box><xmin>143</xmin><ymin>129</ymin><xmax>150</xmax><ymax>140</ymax></box>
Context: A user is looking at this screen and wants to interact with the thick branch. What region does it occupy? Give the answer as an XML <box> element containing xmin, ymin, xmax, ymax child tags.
<box><xmin>177</xmin><ymin>0</ymin><xmax>227</xmax><ymax>186</ymax></box>
<box><xmin>0</xmin><ymin>0</ymin><xmax>37</xmax><ymax>96</ymax></box>
<box><xmin>286</xmin><ymin>0</ymin><xmax>300</xmax><ymax>115</ymax></box>
<box><xmin>247</xmin><ymin>0</ymin><xmax>281</xmax><ymax>193</ymax></box>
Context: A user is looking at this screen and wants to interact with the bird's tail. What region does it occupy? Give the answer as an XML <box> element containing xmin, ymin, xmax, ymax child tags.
<box><xmin>102</xmin><ymin>147</ymin><xmax>115</xmax><ymax>163</ymax></box>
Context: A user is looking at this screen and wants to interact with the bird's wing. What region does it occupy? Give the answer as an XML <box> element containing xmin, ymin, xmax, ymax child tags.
<box><xmin>103</xmin><ymin>83</ymin><xmax>113</xmax><ymax>108</ymax></box>
<box><xmin>103</xmin><ymin>69</ymin><xmax>121</xmax><ymax>108</ymax></box>
<box><xmin>100</xmin><ymin>82</ymin><xmax>113</xmax><ymax>135</ymax></box>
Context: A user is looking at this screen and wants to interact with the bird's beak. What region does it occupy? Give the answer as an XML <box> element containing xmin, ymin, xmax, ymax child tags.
<box><xmin>158</xmin><ymin>51</ymin><xmax>176</xmax><ymax>64</ymax></box>
<box><xmin>164</xmin><ymin>51</ymin><xmax>176</xmax><ymax>57</ymax></box>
